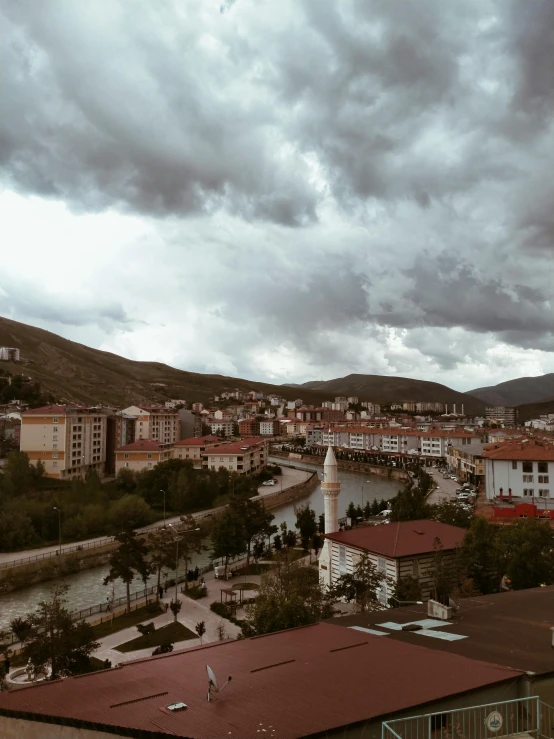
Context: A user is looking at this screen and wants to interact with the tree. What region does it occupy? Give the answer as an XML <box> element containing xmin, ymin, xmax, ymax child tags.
<box><xmin>458</xmin><ymin>517</ymin><xmax>500</xmax><ymax>595</ymax></box>
<box><xmin>177</xmin><ymin>515</ymin><xmax>205</xmax><ymax>591</ymax></box>
<box><xmin>10</xmin><ymin>616</ymin><xmax>32</xmax><ymax>645</ymax></box>
<box><xmin>496</xmin><ymin>519</ymin><xmax>554</xmax><ymax>590</ymax></box>
<box><xmin>229</xmin><ymin>497</ymin><xmax>274</xmax><ymax>566</ymax></box>
<box><xmin>432</xmin><ymin>500</ymin><xmax>473</xmax><ymax>528</ymax></box>
<box><xmin>244</xmin><ymin>555</ymin><xmax>333</xmax><ymax>636</ymax></box>
<box><xmin>169</xmin><ymin>599</ymin><xmax>182</xmax><ymax>622</ymax></box>
<box><xmin>330</xmin><ymin>553</ymin><xmax>388</xmax><ymax>613</ymax></box>
<box><xmin>273</xmin><ymin>534</ymin><xmax>283</xmax><ymax>552</ymax></box>
<box><xmin>109</xmin><ymin>494</ymin><xmax>153</xmax><ymax>533</ymax></box>
<box><xmin>20</xmin><ymin>584</ymin><xmax>99</xmax><ymax>679</ymax></box>
<box><xmin>312</xmin><ymin>533</ymin><xmax>323</xmax><ymax>559</ymax></box>
<box><xmin>211</xmin><ymin>508</ymin><xmax>245</xmax><ymax>578</ymax></box>
<box><xmin>346</xmin><ymin>501</ymin><xmax>356</xmax><ymax>519</ymax></box>
<box><xmin>390</xmin><ymin>486</ymin><xmax>431</xmax><ymax>522</ymax></box>
<box><xmin>389</xmin><ymin>576</ymin><xmax>422</xmax><ymax>607</ymax></box>
<box><xmin>104</xmin><ymin>530</ymin><xmax>151</xmax><ymax>613</ymax></box>
<box><xmin>425</xmin><ymin>538</ymin><xmax>454</xmax><ymax>604</ymax></box>
<box><xmin>295</xmin><ymin>503</ymin><xmax>317</xmax><ymax>551</ymax></box>
<box><xmin>147</xmin><ymin>527</ymin><xmax>176</xmax><ymax>600</ymax></box>
<box><xmin>136</xmin><ymin>622</ymin><xmax>155</xmax><ymax>646</ymax></box>
<box><xmin>195</xmin><ymin>620</ymin><xmax>206</xmax><ymax>645</ymax></box>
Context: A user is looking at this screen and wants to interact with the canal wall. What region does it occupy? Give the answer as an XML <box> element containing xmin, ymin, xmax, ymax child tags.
<box><xmin>270</xmin><ymin>451</ymin><xmax>410</xmax><ymax>485</ymax></box>
<box><xmin>251</xmin><ymin>472</ymin><xmax>319</xmax><ymax>511</ymax></box>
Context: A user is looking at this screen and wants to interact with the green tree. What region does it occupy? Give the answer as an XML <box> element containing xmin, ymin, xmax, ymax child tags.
<box><xmin>195</xmin><ymin>620</ymin><xmax>206</xmax><ymax>645</ymax></box>
<box><xmin>496</xmin><ymin>519</ymin><xmax>554</xmax><ymax>590</ymax></box>
<box><xmin>147</xmin><ymin>527</ymin><xmax>177</xmax><ymax>600</ymax></box>
<box><xmin>229</xmin><ymin>497</ymin><xmax>274</xmax><ymax>565</ymax></box>
<box><xmin>115</xmin><ymin>468</ymin><xmax>137</xmax><ymax>494</ymax></box>
<box><xmin>177</xmin><ymin>515</ymin><xmax>205</xmax><ymax>590</ymax></box>
<box><xmin>20</xmin><ymin>584</ymin><xmax>99</xmax><ymax>679</ymax></box>
<box><xmin>295</xmin><ymin>503</ymin><xmax>317</xmax><ymax>551</ymax></box>
<box><xmin>136</xmin><ymin>622</ymin><xmax>155</xmax><ymax>645</ymax></box>
<box><xmin>244</xmin><ymin>555</ymin><xmax>333</xmax><ymax>636</ymax></box>
<box><xmin>109</xmin><ymin>494</ymin><xmax>153</xmax><ymax>533</ymax></box>
<box><xmin>458</xmin><ymin>517</ymin><xmax>500</xmax><ymax>595</ymax></box>
<box><xmin>330</xmin><ymin>553</ymin><xmax>388</xmax><ymax>613</ymax></box>
<box><xmin>432</xmin><ymin>500</ymin><xmax>474</xmax><ymax>528</ymax></box>
<box><xmin>346</xmin><ymin>501</ymin><xmax>356</xmax><ymax>519</ymax></box>
<box><xmin>0</xmin><ymin>509</ymin><xmax>36</xmax><ymax>551</ymax></box>
<box><xmin>425</xmin><ymin>538</ymin><xmax>455</xmax><ymax>604</ymax></box>
<box><xmin>211</xmin><ymin>508</ymin><xmax>245</xmax><ymax>578</ymax></box>
<box><xmin>390</xmin><ymin>486</ymin><xmax>431</xmax><ymax>522</ymax></box>
<box><xmin>104</xmin><ymin>531</ymin><xmax>151</xmax><ymax>613</ymax></box>
<box><xmin>389</xmin><ymin>576</ymin><xmax>422</xmax><ymax>607</ymax></box>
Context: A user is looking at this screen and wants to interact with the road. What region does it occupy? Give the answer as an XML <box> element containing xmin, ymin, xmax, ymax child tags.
<box><xmin>427</xmin><ymin>466</ymin><xmax>463</xmax><ymax>505</ymax></box>
<box><xmin>0</xmin><ymin>466</ymin><xmax>308</xmax><ymax>566</ymax></box>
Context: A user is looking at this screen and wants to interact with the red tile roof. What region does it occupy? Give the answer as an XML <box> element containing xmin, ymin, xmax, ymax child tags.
<box><xmin>483</xmin><ymin>439</ymin><xmax>554</xmax><ymax>461</ymax></box>
<box><xmin>0</xmin><ymin>623</ymin><xmax>520</xmax><ymax>739</ymax></box>
<box><xmin>116</xmin><ymin>439</ymin><xmax>166</xmax><ymax>453</ymax></box>
<box><xmin>202</xmin><ymin>437</ymin><xmax>265</xmax><ymax>455</ymax></box>
<box><xmin>174</xmin><ymin>435</ymin><xmax>221</xmax><ymax>447</ymax></box>
<box><xmin>22</xmin><ymin>404</ymin><xmax>90</xmax><ymax>415</ymax></box>
<box><xmin>326</xmin><ymin>520</ymin><xmax>465</xmax><ymax>558</ymax></box>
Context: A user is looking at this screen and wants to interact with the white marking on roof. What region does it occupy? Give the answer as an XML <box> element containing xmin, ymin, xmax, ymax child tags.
<box><xmin>415</xmin><ymin>629</ymin><xmax>467</xmax><ymax>641</ymax></box>
<box><xmin>349</xmin><ymin>626</ymin><xmax>389</xmax><ymax>636</ymax></box>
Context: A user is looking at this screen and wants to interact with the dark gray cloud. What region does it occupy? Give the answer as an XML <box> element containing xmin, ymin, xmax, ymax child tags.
<box><xmin>1</xmin><ymin>0</ymin><xmax>553</xmax><ymax>389</ymax></box>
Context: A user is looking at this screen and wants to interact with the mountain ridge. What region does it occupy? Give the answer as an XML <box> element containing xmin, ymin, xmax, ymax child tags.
<box><xmin>467</xmin><ymin>373</ymin><xmax>554</xmax><ymax>407</ymax></box>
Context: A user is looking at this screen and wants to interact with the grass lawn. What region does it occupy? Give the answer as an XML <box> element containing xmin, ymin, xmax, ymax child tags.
<box><xmin>115</xmin><ymin>622</ymin><xmax>196</xmax><ymax>653</ymax></box>
<box><xmin>92</xmin><ymin>604</ymin><xmax>163</xmax><ymax>640</ymax></box>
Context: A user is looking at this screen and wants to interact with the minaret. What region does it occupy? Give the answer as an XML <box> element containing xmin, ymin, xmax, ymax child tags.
<box><xmin>318</xmin><ymin>439</ymin><xmax>341</xmax><ymax>588</ymax></box>
<box><xmin>322</xmin><ymin>443</ymin><xmax>340</xmax><ymax>534</ymax></box>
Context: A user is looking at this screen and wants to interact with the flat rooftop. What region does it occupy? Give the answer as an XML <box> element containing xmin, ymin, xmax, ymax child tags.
<box><xmin>0</xmin><ymin>623</ymin><xmax>520</xmax><ymax>739</ymax></box>
<box><xmin>327</xmin><ymin>585</ymin><xmax>554</xmax><ymax>675</ymax></box>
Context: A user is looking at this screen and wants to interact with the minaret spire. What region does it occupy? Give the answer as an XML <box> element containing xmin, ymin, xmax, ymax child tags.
<box><xmin>321</xmin><ymin>436</ymin><xmax>340</xmax><ymax>534</ymax></box>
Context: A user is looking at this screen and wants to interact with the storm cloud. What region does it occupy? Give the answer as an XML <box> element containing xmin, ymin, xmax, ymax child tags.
<box><xmin>0</xmin><ymin>0</ymin><xmax>553</xmax><ymax>390</ymax></box>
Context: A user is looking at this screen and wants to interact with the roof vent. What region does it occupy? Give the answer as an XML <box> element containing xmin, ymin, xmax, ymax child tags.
<box><xmin>167</xmin><ymin>702</ymin><xmax>188</xmax><ymax>712</ymax></box>
<box><xmin>402</xmin><ymin>623</ymin><xmax>422</xmax><ymax>632</ymax></box>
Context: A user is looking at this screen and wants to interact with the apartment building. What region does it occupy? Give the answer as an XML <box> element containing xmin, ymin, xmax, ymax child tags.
<box><xmin>105</xmin><ymin>411</ymin><xmax>136</xmax><ymax>475</ymax></box>
<box><xmin>0</xmin><ymin>347</ymin><xmax>20</xmax><ymax>362</ymax></box>
<box><xmin>115</xmin><ymin>439</ymin><xmax>172</xmax><ymax>475</ymax></box>
<box><xmin>120</xmin><ymin>405</ymin><xmax>179</xmax><ymax>444</ymax></box>
<box><xmin>485</xmin><ymin>406</ymin><xmax>518</xmax><ymax>427</ymax></box>
<box><xmin>201</xmin><ymin>437</ymin><xmax>268</xmax><ymax>474</ymax></box>
<box><xmin>259</xmin><ymin>419</ymin><xmax>280</xmax><ymax>436</ymax></box>
<box><xmin>172</xmin><ymin>435</ymin><xmax>221</xmax><ymax>468</ymax></box>
<box><xmin>238</xmin><ymin>417</ymin><xmax>260</xmax><ymax>436</ymax></box>
<box><xmin>483</xmin><ymin>439</ymin><xmax>554</xmax><ymax>501</ymax></box>
<box><xmin>20</xmin><ymin>404</ymin><xmax>107</xmax><ymax>479</ymax></box>
<box><xmin>446</xmin><ymin>443</ymin><xmax>486</xmax><ymax>485</ymax></box>
<box><xmin>209</xmin><ymin>419</ymin><xmax>234</xmax><ymax>437</ymax></box>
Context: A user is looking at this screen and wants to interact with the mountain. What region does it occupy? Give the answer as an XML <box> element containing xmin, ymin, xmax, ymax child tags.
<box><xmin>467</xmin><ymin>374</ymin><xmax>554</xmax><ymax>407</ymax></box>
<box><xmin>0</xmin><ymin>317</ymin><xmax>332</xmax><ymax>408</ymax></box>
<box><xmin>286</xmin><ymin>373</ymin><xmax>485</xmax><ymax>414</ymax></box>
<box><xmin>516</xmin><ymin>399</ymin><xmax>554</xmax><ymax>424</ymax></box>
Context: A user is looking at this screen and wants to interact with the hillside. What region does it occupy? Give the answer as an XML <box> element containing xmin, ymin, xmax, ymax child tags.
<box><xmin>0</xmin><ymin>317</ymin><xmax>332</xmax><ymax>408</ymax></box>
<box><xmin>284</xmin><ymin>373</ymin><xmax>485</xmax><ymax>414</ymax></box>
<box><xmin>516</xmin><ymin>399</ymin><xmax>554</xmax><ymax>424</ymax></box>
<box><xmin>467</xmin><ymin>373</ymin><xmax>554</xmax><ymax>407</ymax></box>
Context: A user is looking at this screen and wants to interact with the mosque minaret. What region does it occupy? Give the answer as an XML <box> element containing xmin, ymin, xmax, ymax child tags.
<box><xmin>318</xmin><ymin>439</ymin><xmax>341</xmax><ymax>587</ymax></box>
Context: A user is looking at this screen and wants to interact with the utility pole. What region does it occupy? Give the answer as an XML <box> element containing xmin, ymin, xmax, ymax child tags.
<box><xmin>53</xmin><ymin>507</ymin><xmax>62</xmax><ymax>555</ymax></box>
<box><xmin>160</xmin><ymin>489</ymin><xmax>167</xmax><ymax>527</ymax></box>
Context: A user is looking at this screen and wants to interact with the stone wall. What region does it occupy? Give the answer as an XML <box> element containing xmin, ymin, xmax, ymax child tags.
<box><xmin>270</xmin><ymin>451</ymin><xmax>410</xmax><ymax>484</ymax></box>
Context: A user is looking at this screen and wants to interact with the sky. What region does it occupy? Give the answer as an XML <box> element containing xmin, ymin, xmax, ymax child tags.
<box><xmin>1</xmin><ymin>0</ymin><xmax>553</xmax><ymax>392</ymax></box>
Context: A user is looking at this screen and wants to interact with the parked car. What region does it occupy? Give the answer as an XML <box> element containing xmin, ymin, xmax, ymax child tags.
<box><xmin>456</xmin><ymin>493</ymin><xmax>471</xmax><ymax>501</ymax></box>
<box><xmin>450</xmin><ymin>475</ymin><xmax>458</xmax><ymax>481</ymax></box>
<box><xmin>376</xmin><ymin>509</ymin><xmax>391</xmax><ymax>517</ymax></box>
<box><xmin>261</xmin><ymin>480</ymin><xmax>276</xmax><ymax>486</ymax></box>
<box><xmin>152</xmin><ymin>643</ymin><xmax>174</xmax><ymax>655</ymax></box>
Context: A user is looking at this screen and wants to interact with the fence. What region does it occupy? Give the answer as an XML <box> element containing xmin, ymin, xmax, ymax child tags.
<box><xmin>0</xmin><ymin>536</ymin><xmax>115</xmax><ymax>571</ymax></box>
<box><xmin>382</xmin><ymin>695</ymin><xmax>554</xmax><ymax>739</ymax></box>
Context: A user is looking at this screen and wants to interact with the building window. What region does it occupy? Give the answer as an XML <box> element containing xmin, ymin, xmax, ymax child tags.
<box><xmin>523</xmin><ymin>475</ymin><xmax>533</xmax><ymax>483</ymax></box>
<box><xmin>53</xmin><ymin>435</ymin><xmax>58</xmax><ymax>441</ymax></box>
<box><xmin>539</xmin><ymin>489</ymin><xmax>549</xmax><ymax>497</ymax></box>
<box><xmin>538</xmin><ymin>462</ymin><xmax>548</xmax><ymax>473</ymax></box>
<box><xmin>339</xmin><ymin>546</ymin><xmax>347</xmax><ymax>575</ymax></box>
<box><xmin>512</xmin><ymin>461</ymin><xmax>517</xmax><ymax>470</ymax></box>
<box><xmin>148</xmin><ymin>462</ymin><xmax>152</xmax><ymax>467</ymax></box>
<box><xmin>52</xmin><ymin>444</ymin><xmax>58</xmax><ymax>450</ymax></box>
<box><xmin>52</xmin><ymin>461</ymin><xmax>58</xmax><ymax>467</ymax></box>
<box><xmin>53</xmin><ymin>426</ymin><xmax>58</xmax><ymax>432</ymax></box>
<box><xmin>522</xmin><ymin>462</ymin><xmax>533</xmax><ymax>473</ymax></box>
<box><xmin>377</xmin><ymin>557</ymin><xmax>386</xmax><ymax>574</ymax></box>
<box><xmin>124</xmin><ymin>453</ymin><xmax>129</xmax><ymax>459</ymax></box>
<box><xmin>52</xmin><ymin>453</ymin><xmax>58</xmax><ymax>458</ymax></box>
<box><xmin>539</xmin><ymin>476</ymin><xmax>549</xmax><ymax>484</ymax></box>
<box><xmin>523</xmin><ymin>488</ymin><xmax>534</xmax><ymax>497</ymax></box>
<box><xmin>124</xmin><ymin>462</ymin><xmax>129</xmax><ymax>468</ymax></box>
<box><xmin>147</xmin><ymin>453</ymin><xmax>152</xmax><ymax>459</ymax></box>
<box><xmin>53</xmin><ymin>417</ymin><xmax>58</xmax><ymax>423</ymax></box>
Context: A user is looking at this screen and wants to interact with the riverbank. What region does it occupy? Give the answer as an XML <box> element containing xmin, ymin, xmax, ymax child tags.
<box><xmin>270</xmin><ymin>450</ymin><xmax>410</xmax><ymax>484</ymax></box>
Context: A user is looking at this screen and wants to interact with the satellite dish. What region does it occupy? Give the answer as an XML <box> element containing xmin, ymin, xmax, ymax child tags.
<box><xmin>448</xmin><ymin>597</ymin><xmax>460</xmax><ymax>612</ymax></box>
<box><xmin>206</xmin><ymin>664</ymin><xmax>232</xmax><ymax>701</ymax></box>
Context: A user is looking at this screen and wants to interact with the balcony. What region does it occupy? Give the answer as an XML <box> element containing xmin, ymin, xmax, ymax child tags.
<box><xmin>382</xmin><ymin>697</ymin><xmax>554</xmax><ymax>739</ymax></box>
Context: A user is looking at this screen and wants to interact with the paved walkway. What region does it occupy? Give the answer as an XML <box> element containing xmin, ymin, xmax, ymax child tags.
<box><xmin>93</xmin><ymin>561</ymin><xmax>261</xmax><ymax>666</ymax></box>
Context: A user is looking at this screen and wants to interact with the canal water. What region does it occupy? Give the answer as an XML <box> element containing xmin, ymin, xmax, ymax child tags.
<box><xmin>0</xmin><ymin>458</ymin><xmax>399</xmax><ymax>629</ymax></box>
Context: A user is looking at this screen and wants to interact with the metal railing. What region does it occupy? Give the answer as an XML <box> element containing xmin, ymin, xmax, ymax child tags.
<box><xmin>0</xmin><ymin>536</ymin><xmax>115</xmax><ymax>570</ymax></box>
<box><xmin>382</xmin><ymin>696</ymin><xmax>554</xmax><ymax>739</ymax></box>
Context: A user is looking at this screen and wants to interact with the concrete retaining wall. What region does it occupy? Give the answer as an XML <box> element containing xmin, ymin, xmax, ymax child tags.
<box><xmin>270</xmin><ymin>451</ymin><xmax>410</xmax><ymax>484</ymax></box>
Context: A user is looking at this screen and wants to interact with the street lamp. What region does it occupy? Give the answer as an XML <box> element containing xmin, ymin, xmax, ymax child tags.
<box><xmin>53</xmin><ymin>507</ymin><xmax>62</xmax><ymax>555</ymax></box>
<box><xmin>168</xmin><ymin>523</ymin><xmax>201</xmax><ymax>607</ymax></box>
<box><xmin>160</xmin><ymin>489</ymin><xmax>167</xmax><ymax>527</ymax></box>
<box><xmin>361</xmin><ymin>480</ymin><xmax>371</xmax><ymax>510</ymax></box>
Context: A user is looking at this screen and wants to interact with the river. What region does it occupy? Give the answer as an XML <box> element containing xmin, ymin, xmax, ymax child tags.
<box><xmin>0</xmin><ymin>458</ymin><xmax>399</xmax><ymax>629</ymax></box>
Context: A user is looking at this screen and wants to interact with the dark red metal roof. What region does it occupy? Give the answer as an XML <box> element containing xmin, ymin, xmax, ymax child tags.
<box><xmin>325</xmin><ymin>520</ymin><xmax>465</xmax><ymax>558</ymax></box>
<box><xmin>0</xmin><ymin>623</ymin><xmax>520</xmax><ymax>738</ymax></box>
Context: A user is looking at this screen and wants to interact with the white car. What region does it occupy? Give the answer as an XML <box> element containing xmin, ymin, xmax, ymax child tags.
<box><xmin>450</xmin><ymin>475</ymin><xmax>458</xmax><ymax>481</ymax></box>
<box><xmin>261</xmin><ymin>480</ymin><xmax>276</xmax><ymax>486</ymax></box>
<box><xmin>377</xmin><ymin>509</ymin><xmax>391</xmax><ymax>517</ymax></box>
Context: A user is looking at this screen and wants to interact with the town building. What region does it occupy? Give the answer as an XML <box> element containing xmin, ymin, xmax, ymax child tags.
<box><xmin>482</xmin><ymin>438</ymin><xmax>554</xmax><ymax>502</ymax></box>
<box><xmin>209</xmin><ymin>419</ymin><xmax>234</xmax><ymax>437</ymax></box>
<box><xmin>0</xmin><ymin>414</ymin><xmax>21</xmax><ymax>448</ymax></box>
<box><xmin>120</xmin><ymin>405</ymin><xmax>179</xmax><ymax>444</ymax></box>
<box><xmin>172</xmin><ymin>435</ymin><xmax>221</xmax><ymax>468</ymax></box>
<box><xmin>446</xmin><ymin>442</ymin><xmax>486</xmax><ymax>485</ymax></box>
<box><xmin>115</xmin><ymin>439</ymin><xmax>172</xmax><ymax>474</ymax></box>
<box><xmin>20</xmin><ymin>404</ymin><xmax>107</xmax><ymax>479</ymax></box>
<box><xmin>259</xmin><ymin>419</ymin><xmax>280</xmax><ymax>436</ymax></box>
<box><xmin>105</xmin><ymin>411</ymin><xmax>137</xmax><ymax>475</ymax></box>
<box><xmin>0</xmin><ymin>347</ymin><xmax>20</xmax><ymax>362</ymax></box>
<box><xmin>485</xmin><ymin>406</ymin><xmax>518</xmax><ymax>427</ymax></box>
<box><xmin>201</xmin><ymin>436</ymin><xmax>267</xmax><ymax>474</ymax></box>
<box><xmin>237</xmin><ymin>417</ymin><xmax>260</xmax><ymax>436</ymax></box>
<box><xmin>0</xmin><ymin>622</ymin><xmax>523</xmax><ymax>739</ymax></box>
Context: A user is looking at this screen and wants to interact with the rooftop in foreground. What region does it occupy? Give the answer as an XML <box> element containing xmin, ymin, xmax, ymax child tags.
<box><xmin>0</xmin><ymin>623</ymin><xmax>520</xmax><ymax>739</ymax></box>
<box><xmin>328</xmin><ymin>585</ymin><xmax>554</xmax><ymax>675</ymax></box>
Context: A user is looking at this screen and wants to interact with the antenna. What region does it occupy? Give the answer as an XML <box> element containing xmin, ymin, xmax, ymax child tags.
<box><xmin>448</xmin><ymin>597</ymin><xmax>460</xmax><ymax>613</ymax></box>
<box><xmin>206</xmin><ymin>664</ymin><xmax>232</xmax><ymax>702</ymax></box>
